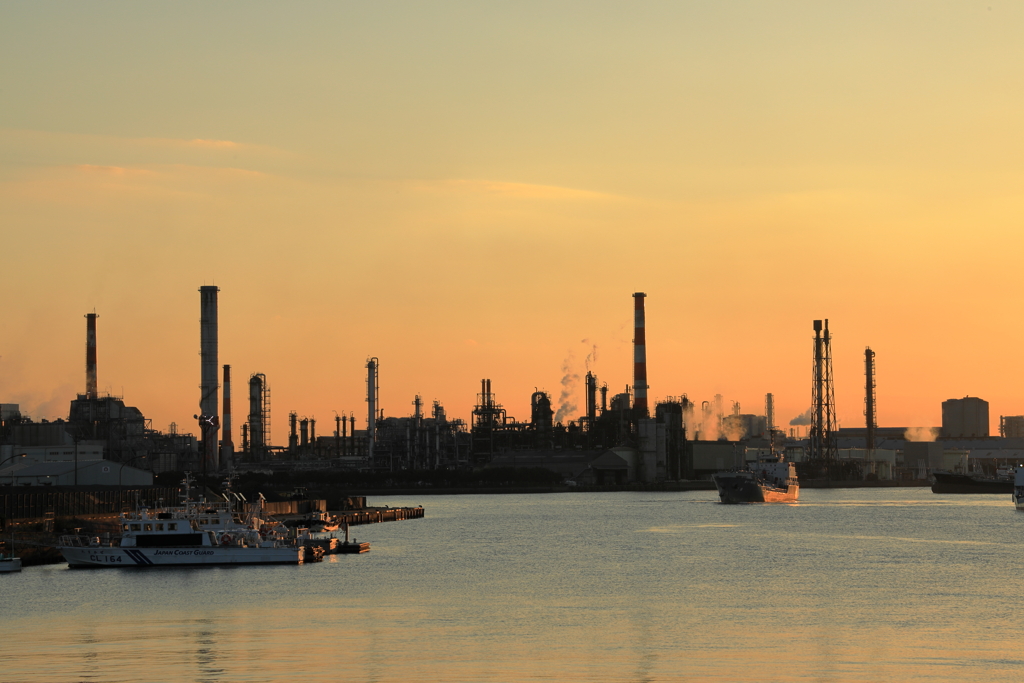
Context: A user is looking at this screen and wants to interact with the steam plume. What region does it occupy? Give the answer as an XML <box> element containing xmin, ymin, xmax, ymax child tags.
<box><xmin>790</xmin><ymin>408</ymin><xmax>813</xmax><ymax>426</ymax></box>
<box><xmin>554</xmin><ymin>351</ymin><xmax>580</xmax><ymax>423</ymax></box>
<box><xmin>904</xmin><ymin>427</ymin><xmax>939</xmax><ymax>442</ymax></box>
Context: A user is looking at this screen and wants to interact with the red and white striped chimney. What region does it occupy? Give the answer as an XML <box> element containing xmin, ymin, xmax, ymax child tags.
<box><xmin>633</xmin><ymin>292</ymin><xmax>648</xmax><ymax>416</ymax></box>
<box><xmin>85</xmin><ymin>312</ymin><xmax>98</xmax><ymax>399</ymax></box>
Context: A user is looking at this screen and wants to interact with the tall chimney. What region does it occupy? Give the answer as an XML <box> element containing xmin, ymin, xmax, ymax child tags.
<box><xmin>199</xmin><ymin>286</ymin><xmax>220</xmax><ymax>471</ymax></box>
<box><xmin>289</xmin><ymin>412</ymin><xmax>299</xmax><ymax>452</ymax></box>
<box><xmin>85</xmin><ymin>312</ymin><xmax>98</xmax><ymax>399</ymax></box>
<box><xmin>221</xmin><ymin>364</ymin><xmax>233</xmax><ymax>465</ymax></box>
<box><xmin>632</xmin><ymin>292</ymin><xmax>649</xmax><ymax>416</ymax></box>
<box><xmin>349</xmin><ymin>415</ymin><xmax>356</xmax><ymax>457</ymax></box>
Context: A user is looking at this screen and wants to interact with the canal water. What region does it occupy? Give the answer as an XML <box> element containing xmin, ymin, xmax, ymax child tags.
<box><xmin>3</xmin><ymin>488</ymin><xmax>1023</xmax><ymax>682</ymax></box>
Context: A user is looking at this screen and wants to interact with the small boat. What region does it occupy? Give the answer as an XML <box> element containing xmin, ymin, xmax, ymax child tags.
<box><xmin>713</xmin><ymin>457</ymin><xmax>799</xmax><ymax>504</ymax></box>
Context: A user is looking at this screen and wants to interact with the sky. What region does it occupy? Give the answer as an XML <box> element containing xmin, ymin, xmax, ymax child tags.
<box><xmin>2</xmin><ymin>1</ymin><xmax>1023</xmax><ymax>440</ymax></box>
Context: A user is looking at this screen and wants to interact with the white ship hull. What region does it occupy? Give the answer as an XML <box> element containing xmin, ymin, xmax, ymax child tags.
<box><xmin>60</xmin><ymin>544</ymin><xmax>301</xmax><ymax>568</ymax></box>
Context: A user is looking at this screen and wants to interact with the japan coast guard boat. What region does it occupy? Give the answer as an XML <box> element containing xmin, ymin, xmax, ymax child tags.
<box><xmin>58</xmin><ymin>498</ymin><xmax>302</xmax><ymax>568</ymax></box>
<box><xmin>712</xmin><ymin>457</ymin><xmax>799</xmax><ymax>504</ymax></box>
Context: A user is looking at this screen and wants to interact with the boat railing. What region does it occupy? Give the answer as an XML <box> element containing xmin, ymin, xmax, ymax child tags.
<box><xmin>59</xmin><ymin>534</ymin><xmax>119</xmax><ymax>548</ymax></box>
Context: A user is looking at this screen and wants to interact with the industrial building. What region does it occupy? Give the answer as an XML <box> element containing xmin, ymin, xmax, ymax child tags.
<box><xmin>10</xmin><ymin>287</ymin><xmax>1024</xmax><ymax>487</ymax></box>
<box><xmin>942</xmin><ymin>396</ymin><xmax>989</xmax><ymax>438</ymax></box>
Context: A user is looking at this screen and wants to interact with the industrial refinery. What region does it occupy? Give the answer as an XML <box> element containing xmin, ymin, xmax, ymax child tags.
<box><xmin>2</xmin><ymin>288</ymin><xmax>1024</xmax><ymax>488</ymax></box>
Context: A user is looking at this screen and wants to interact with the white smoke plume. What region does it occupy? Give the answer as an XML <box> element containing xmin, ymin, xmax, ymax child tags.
<box><xmin>790</xmin><ymin>408</ymin><xmax>813</xmax><ymax>426</ymax></box>
<box><xmin>723</xmin><ymin>419</ymin><xmax>746</xmax><ymax>442</ymax></box>
<box><xmin>554</xmin><ymin>351</ymin><xmax>580</xmax><ymax>423</ymax></box>
<box><xmin>904</xmin><ymin>427</ymin><xmax>939</xmax><ymax>442</ymax></box>
<box><xmin>699</xmin><ymin>400</ymin><xmax>721</xmax><ymax>441</ymax></box>
<box><xmin>583</xmin><ymin>340</ymin><xmax>598</xmax><ymax>372</ymax></box>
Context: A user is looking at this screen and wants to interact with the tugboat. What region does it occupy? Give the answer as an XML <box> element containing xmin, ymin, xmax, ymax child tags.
<box><xmin>713</xmin><ymin>455</ymin><xmax>799</xmax><ymax>504</ymax></box>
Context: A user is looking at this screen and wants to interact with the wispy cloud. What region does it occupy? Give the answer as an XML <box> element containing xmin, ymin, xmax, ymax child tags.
<box><xmin>184</xmin><ymin>138</ymin><xmax>241</xmax><ymax>149</ymax></box>
<box><xmin>73</xmin><ymin>164</ymin><xmax>156</xmax><ymax>177</ymax></box>
<box><xmin>414</xmin><ymin>178</ymin><xmax>620</xmax><ymax>201</ymax></box>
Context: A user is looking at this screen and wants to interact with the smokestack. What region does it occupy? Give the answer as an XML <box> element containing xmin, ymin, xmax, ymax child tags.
<box><xmin>300</xmin><ymin>418</ymin><xmax>309</xmax><ymax>447</ymax></box>
<box><xmin>349</xmin><ymin>415</ymin><xmax>356</xmax><ymax>457</ymax></box>
<box><xmin>335</xmin><ymin>413</ymin><xmax>341</xmax><ymax>457</ymax></box>
<box><xmin>289</xmin><ymin>412</ymin><xmax>298</xmax><ymax>452</ymax></box>
<box><xmin>199</xmin><ymin>286</ymin><xmax>220</xmax><ymax>471</ymax></box>
<box><xmin>222</xmin><ymin>364</ymin><xmax>233</xmax><ymax>465</ymax></box>
<box><xmin>632</xmin><ymin>292</ymin><xmax>649</xmax><ymax>416</ymax></box>
<box><xmin>85</xmin><ymin>312</ymin><xmax>98</xmax><ymax>399</ymax></box>
<box><xmin>765</xmin><ymin>393</ymin><xmax>775</xmax><ymax>435</ymax></box>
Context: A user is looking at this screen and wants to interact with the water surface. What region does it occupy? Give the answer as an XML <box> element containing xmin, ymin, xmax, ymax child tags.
<box><xmin>4</xmin><ymin>488</ymin><xmax>1023</xmax><ymax>682</ymax></box>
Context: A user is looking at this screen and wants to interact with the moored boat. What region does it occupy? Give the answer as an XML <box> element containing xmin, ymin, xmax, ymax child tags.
<box><xmin>58</xmin><ymin>504</ymin><xmax>303</xmax><ymax>567</ymax></box>
<box><xmin>57</xmin><ymin>478</ymin><xmax>307</xmax><ymax>568</ymax></box>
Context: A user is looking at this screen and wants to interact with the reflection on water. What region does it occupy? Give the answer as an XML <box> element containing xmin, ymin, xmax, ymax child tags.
<box><xmin>3</xmin><ymin>488</ymin><xmax>1024</xmax><ymax>682</ymax></box>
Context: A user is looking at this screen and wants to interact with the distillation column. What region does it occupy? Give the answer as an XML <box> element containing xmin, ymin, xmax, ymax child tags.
<box><xmin>367</xmin><ymin>358</ymin><xmax>378</xmax><ymax>464</ymax></box>
<box><xmin>865</xmin><ymin>347</ymin><xmax>876</xmax><ymax>451</ymax></box>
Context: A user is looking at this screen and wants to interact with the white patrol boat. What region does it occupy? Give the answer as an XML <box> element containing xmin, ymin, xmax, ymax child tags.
<box><xmin>58</xmin><ymin>488</ymin><xmax>303</xmax><ymax>567</ymax></box>
<box><xmin>1012</xmin><ymin>468</ymin><xmax>1024</xmax><ymax>511</ymax></box>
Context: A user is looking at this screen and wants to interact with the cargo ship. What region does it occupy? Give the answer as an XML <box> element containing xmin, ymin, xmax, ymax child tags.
<box><xmin>931</xmin><ymin>471</ymin><xmax>1013</xmax><ymax>494</ymax></box>
<box><xmin>713</xmin><ymin>458</ymin><xmax>799</xmax><ymax>504</ymax></box>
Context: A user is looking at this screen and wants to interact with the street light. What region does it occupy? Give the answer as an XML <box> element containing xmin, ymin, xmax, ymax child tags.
<box><xmin>0</xmin><ymin>454</ymin><xmax>27</xmax><ymax>486</ymax></box>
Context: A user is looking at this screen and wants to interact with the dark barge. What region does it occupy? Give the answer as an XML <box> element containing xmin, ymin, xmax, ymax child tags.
<box><xmin>931</xmin><ymin>471</ymin><xmax>1013</xmax><ymax>494</ymax></box>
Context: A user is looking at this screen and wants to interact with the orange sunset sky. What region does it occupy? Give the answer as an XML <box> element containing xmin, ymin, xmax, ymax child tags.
<box><xmin>2</xmin><ymin>2</ymin><xmax>1023</xmax><ymax>439</ymax></box>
